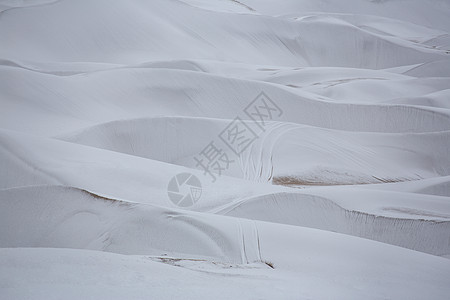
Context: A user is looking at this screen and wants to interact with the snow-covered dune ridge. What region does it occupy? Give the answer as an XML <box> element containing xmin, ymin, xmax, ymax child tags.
<box><xmin>1</xmin><ymin>185</ymin><xmax>450</xmax><ymax>300</ymax></box>
<box><xmin>59</xmin><ymin>117</ymin><xmax>450</xmax><ymax>184</ymax></box>
<box><xmin>1</xmin><ymin>0</ymin><xmax>450</xmax><ymax>298</ymax></box>
<box><xmin>0</xmin><ymin>185</ymin><xmax>243</xmax><ymax>261</ymax></box>
<box><xmin>220</xmin><ymin>191</ymin><xmax>450</xmax><ymax>256</ymax></box>
<box><xmin>2</xmin><ymin>128</ymin><xmax>450</xmax><ymax>257</ymax></box>
<box><xmin>1</xmin><ymin>185</ymin><xmax>450</xmax><ymax>260</ymax></box>
<box><xmin>0</xmin><ymin>0</ymin><xmax>447</xmax><ymax>67</ymax></box>
<box><xmin>2</xmin><ymin>66</ymin><xmax>450</xmax><ymax>136</ymax></box>
<box><xmin>2</xmin><ymin>129</ymin><xmax>450</xmax><ymax>256</ymax></box>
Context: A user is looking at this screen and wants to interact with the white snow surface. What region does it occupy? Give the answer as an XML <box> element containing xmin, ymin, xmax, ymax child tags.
<box><xmin>1</xmin><ymin>0</ymin><xmax>450</xmax><ymax>299</ymax></box>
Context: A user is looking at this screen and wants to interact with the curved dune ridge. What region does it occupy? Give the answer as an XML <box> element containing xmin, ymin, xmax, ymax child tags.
<box><xmin>1</xmin><ymin>0</ymin><xmax>450</xmax><ymax>299</ymax></box>
<box><xmin>221</xmin><ymin>191</ymin><xmax>450</xmax><ymax>256</ymax></box>
<box><xmin>58</xmin><ymin>117</ymin><xmax>450</xmax><ymax>184</ymax></box>
<box><xmin>2</xmin><ymin>65</ymin><xmax>450</xmax><ymax>136</ymax></box>
<box><xmin>1</xmin><ymin>185</ymin><xmax>450</xmax><ymax>300</ymax></box>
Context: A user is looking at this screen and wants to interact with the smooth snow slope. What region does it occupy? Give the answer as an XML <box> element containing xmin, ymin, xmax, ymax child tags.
<box><xmin>1</xmin><ymin>186</ymin><xmax>450</xmax><ymax>299</ymax></box>
<box><xmin>1</xmin><ymin>0</ymin><xmax>450</xmax><ymax>299</ymax></box>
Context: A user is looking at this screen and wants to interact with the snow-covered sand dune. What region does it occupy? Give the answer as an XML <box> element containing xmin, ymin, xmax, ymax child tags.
<box><xmin>58</xmin><ymin>117</ymin><xmax>450</xmax><ymax>184</ymax></box>
<box><xmin>2</xmin><ymin>126</ymin><xmax>450</xmax><ymax>256</ymax></box>
<box><xmin>1</xmin><ymin>0</ymin><xmax>450</xmax><ymax>298</ymax></box>
<box><xmin>3</xmin><ymin>65</ymin><xmax>450</xmax><ymax>136</ymax></box>
<box><xmin>1</xmin><ymin>186</ymin><xmax>450</xmax><ymax>299</ymax></box>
